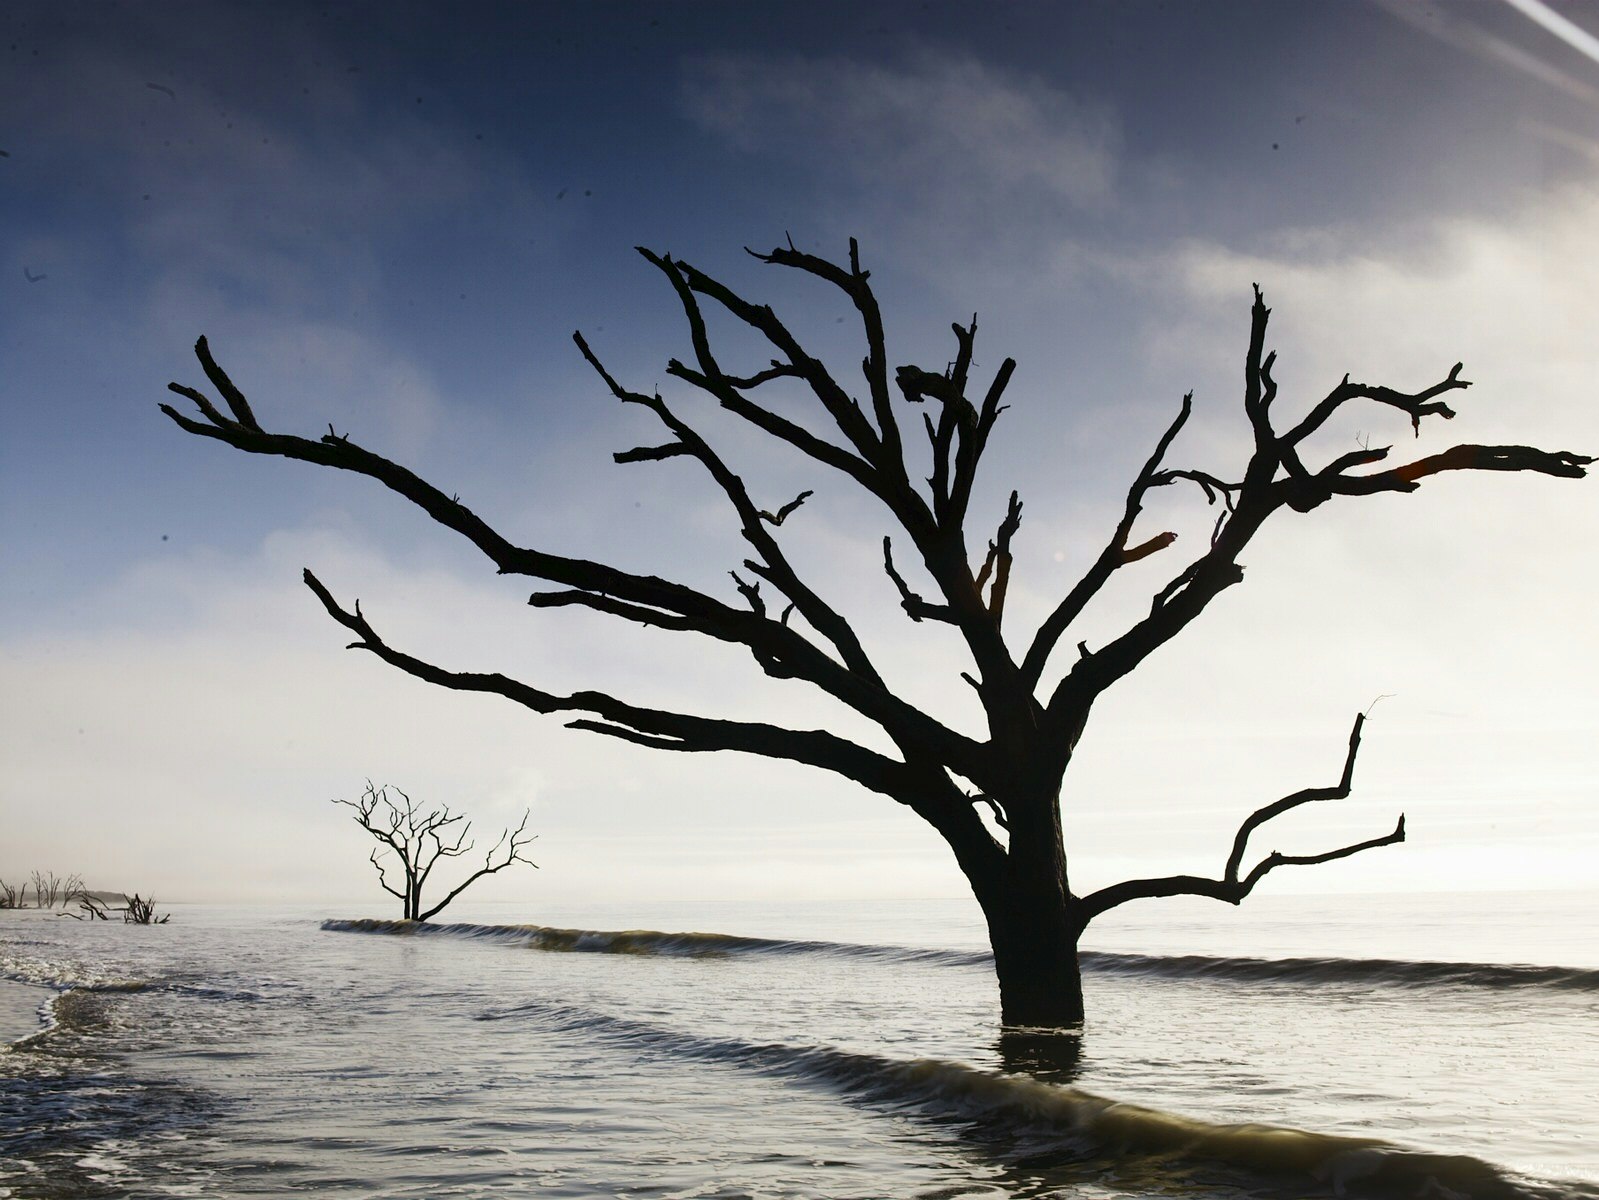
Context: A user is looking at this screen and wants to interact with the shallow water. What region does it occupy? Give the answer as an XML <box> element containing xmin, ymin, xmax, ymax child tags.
<box><xmin>1</xmin><ymin>892</ymin><xmax>1595</xmax><ymax>1199</ymax></box>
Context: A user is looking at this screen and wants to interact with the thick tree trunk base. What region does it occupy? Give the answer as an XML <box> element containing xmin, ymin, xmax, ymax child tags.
<box><xmin>983</xmin><ymin>898</ymin><xmax>1086</xmax><ymax>1028</ymax></box>
<box><xmin>995</xmin><ymin>948</ymin><xmax>1085</xmax><ymax>1028</ymax></box>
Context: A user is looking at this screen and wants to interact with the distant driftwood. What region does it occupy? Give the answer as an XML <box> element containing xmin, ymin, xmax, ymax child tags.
<box><xmin>61</xmin><ymin>888</ymin><xmax>170</xmax><ymax>924</ymax></box>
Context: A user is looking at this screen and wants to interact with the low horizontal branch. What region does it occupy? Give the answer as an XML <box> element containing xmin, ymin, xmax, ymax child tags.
<box><xmin>1078</xmin><ymin>712</ymin><xmax>1403</xmax><ymax>919</ymax></box>
<box><xmin>1281</xmin><ymin>362</ymin><xmax>1470</xmax><ymax>448</ymax></box>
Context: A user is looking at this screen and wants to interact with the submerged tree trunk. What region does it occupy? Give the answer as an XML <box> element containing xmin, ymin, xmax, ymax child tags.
<box><xmin>947</xmin><ymin>765</ymin><xmax>1087</xmax><ymax>1028</ymax></box>
<box><xmin>980</xmin><ymin>880</ymin><xmax>1085</xmax><ymax>1027</ymax></box>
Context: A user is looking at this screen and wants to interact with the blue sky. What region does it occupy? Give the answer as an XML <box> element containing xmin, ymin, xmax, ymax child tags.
<box><xmin>3</xmin><ymin>0</ymin><xmax>1597</xmax><ymax>908</ymax></box>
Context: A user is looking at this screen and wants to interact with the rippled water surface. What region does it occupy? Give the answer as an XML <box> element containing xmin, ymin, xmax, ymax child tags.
<box><xmin>1</xmin><ymin>892</ymin><xmax>1596</xmax><ymax>1199</ymax></box>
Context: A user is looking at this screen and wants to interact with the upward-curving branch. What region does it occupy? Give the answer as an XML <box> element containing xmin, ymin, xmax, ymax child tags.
<box><xmin>1078</xmin><ymin>713</ymin><xmax>1405</xmax><ymax>920</ymax></box>
<box><xmin>166</xmin><ymin>239</ymin><xmax>1592</xmax><ymax>1027</ymax></box>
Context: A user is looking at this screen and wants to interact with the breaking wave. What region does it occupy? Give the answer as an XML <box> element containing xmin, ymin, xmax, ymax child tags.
<box><xmin>477</xmin><ymin>998</ymin><xmax>1575</xmax><ymax>1200</ymax></box>
<box><xmin>1079</xmin><ymin>950</ymin><xmax>1599</xmax><ymax>992</ymax></box>
<box><xmin>1</xmin><ymin>962</ymin><xmax>263</xmax><ymax>1053</ymax></box>
<box><xmin>323</xmin><ymin>918</ymin><xmax>1599</xmax><ymax>993</ymax></box>
<box><xmin>320</xmin><ymin>917</ymin><xmax>988</xmax><ymax>966</ymax></box>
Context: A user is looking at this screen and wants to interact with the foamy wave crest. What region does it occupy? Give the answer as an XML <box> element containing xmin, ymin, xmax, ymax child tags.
<box><xmin>1081</xmin><ymin>951</ymin><xmax>1599</xmax><ymax>992</ymax></box>
<box><xmin>480</xmin><ymin>999</ymin><xmax>1569</xmax><ymax>1200</ymax></box>
<box><xmin>0</xmin><ymin>956</ymin><xmax>263</xmax><ymax>1052</ymax></box>
<box><xmin>320</xmin><ymin>918</ymin><xmax>988</xmax><ymax>967</ymax></box>
<box><xmin>0</xmin><ymin>958</ymin><xmax>147</xmax><ymax>995</ymax></box>
<box><xmin>0</xmin><ymin>965</ymin><xmax>260</xmax><ymax>1004</ymax></box>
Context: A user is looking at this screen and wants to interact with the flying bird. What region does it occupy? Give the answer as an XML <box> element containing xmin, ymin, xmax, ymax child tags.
<box><xmin>23</xmin><ymin>267</ymin><xmax>45</xmax><ymax>283</ymax></box>
<box><xmin>145</xmin><ymin>82</ymin><xmax>176</xmax><ymax>99</ymax></box>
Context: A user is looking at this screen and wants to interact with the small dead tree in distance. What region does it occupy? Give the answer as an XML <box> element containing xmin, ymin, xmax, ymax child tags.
<box><xmin>335</xmin><ymin>782</ymin><xmax>537</xmax><ymax>921</ymax></box>
<box><xmin>163</xmin><ymin>239</ymin><xmax>1592</xmax><ymax>1027</ymax></box>
<box><xmin>29</xmin><ymin>871</ymin><xmax>75</xmax><ymax>909</ymax></box>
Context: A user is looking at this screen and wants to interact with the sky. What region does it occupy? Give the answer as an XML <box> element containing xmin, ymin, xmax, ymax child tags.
<box><xmin>2</xmin><ymin>0</ymin><xmax>1597</xmax><ymax>912</ymax></box>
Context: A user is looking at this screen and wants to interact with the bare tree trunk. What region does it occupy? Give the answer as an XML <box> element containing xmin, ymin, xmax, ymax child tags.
<box><xmin>936</xmin><ymin>765</ymin><xmax>1087</xmax><ymax>1028</ymax></box>
<box><xmin>991</xmin><ymin>783</ymin><xmax>1084</xmax><ymax>1027</ymax></box>
<box><xmin>981</xmin><ymin>885</ymin><xmax>1084</xmax><ymax>1028</ymax></box>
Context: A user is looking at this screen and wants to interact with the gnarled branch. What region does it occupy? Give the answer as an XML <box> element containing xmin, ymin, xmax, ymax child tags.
<box><xmin>1078</xmin><ymin>713</ymin><xmax>1404</xmax><ymax>919</ymax></box>
<box><xmin>303</xmin><ymin>569</ymin><xmax>923</xmax><ymax>803</ymax></box>
<box><xmin>1044</xmin><ymin>294</ymin><xmax>1592</xmax><ymax>728</ymax></box>
<box><xmin>1022</xmin><ymin>392</ymin><xmax>1195</xmax><ymax>687</ymax></box>
<box><xmin>417</xmin><ymin>811</ymin><xmax>538</xmax><ymax>922</ymax></box>
<box><xmin>883</xmin><ymin>536</ymin><xmax>955</xmax><ymax>623</ymax></box>
<box><xmin>759</xmin><ymin>489</ymin><xmax>813</xmax><ymax>527</ymax></box>
<box><xmin>168</xmin><ymin>336</ymin><xmax>991</xmax><ymax>786</ymax></box>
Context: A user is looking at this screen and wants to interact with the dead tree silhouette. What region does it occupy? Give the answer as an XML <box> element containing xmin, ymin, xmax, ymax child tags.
<box><xmin>163</xmin><ymin>239</ymin><xmax>1591</xmax><ymax>1026</ymax></box>
<box><xmin>335</xmin><ymin>782</ymin><xmax>536</xmax><ymax>922</ymax></box>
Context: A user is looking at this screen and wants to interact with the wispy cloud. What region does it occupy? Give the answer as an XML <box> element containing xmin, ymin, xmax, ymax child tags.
<box><xmin>684</xmin><ymin>49</ymin><xmax>1117</xmax><ymax>210</ymax></box>
<box><xmin>680</xmin><ymin>48</ymin><xmax>1119</xmax><ymax>275</ymax></box>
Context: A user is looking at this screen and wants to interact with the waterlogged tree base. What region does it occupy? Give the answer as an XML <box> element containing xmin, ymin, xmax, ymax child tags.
<box><xmin>163</xmin><ymin>238</ymin><xmax>1592</xmax><ymax>1028</ymax></box>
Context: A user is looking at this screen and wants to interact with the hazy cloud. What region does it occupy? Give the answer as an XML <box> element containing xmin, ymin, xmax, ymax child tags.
<box><xmin>681</xmin><ymin>49</ymin><xmax>1120</xmax><ymax>262</ymax></box>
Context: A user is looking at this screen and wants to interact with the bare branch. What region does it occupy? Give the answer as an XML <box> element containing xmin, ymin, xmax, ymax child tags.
<box><xmin>1223</xmin><ymin>712</ymin><xmax>1364</xmax><ymax>882</ymax></box>
<box><xmin>1046</xmin><ymin>288</ymin><xmax>1592</xmax><ymax>725</ymax></box>
<box><xmin>1242</xmin><ymin>287</ymin><xmax>1275</xmax><ymax>459</ymax></box>
<box><xmin>646</xmin><ymin>248</ymin><xmax>886</xmax><ymax>471</ymax></box>
<box><xmin>1119</xmin><ymin>530</ymin><xmax>1177</xmax><ymax>565</ymax></box>
<box><xmin>527</xmin><ymin>590</ymin><xmax>700</xmax><ymax>633</ymax></box>
<box><xmin>1079</xmin><ymin>713</ymin><xmax>1403</xmax><ymax>918</ymax></box>
<box><xmin>971</xmin><ymin>791</ymin><xmax>1010</xmax><ymax>832</ymax></box>
<box><xmin>729</xmin><ymin>570</ymin><xmax>765</xmax><ymax>617</ymax></box>
<box><xmin>417</xmin><ymin>811</ymin><xmax>538</xmax><ymax>922</ymax></box>
<box><xmin>759</xmin><ymin>489</ymin><xmax>813</xmax><ymax>526</ymax></box>
<box><xmin>615</xmin><ymin>442</ymin><xmax>691</xmax><ymax>464</ymax></box>
<box><xmin>984</xmin><ymin>490</ymin><xmax>1023</xmax><ymax>624</ymax></box>
<box><xmin>1282</xmin><ymin>362</ymin><xmax>1469</xmax><ymax>448</ymax></box>
<box><xmin>168</xmin><ymin>337</ymin><xmax>993</xmax><ymax>781</ymax></box>
<box><xmin>1301</xmin><ymin>442</ymin><xmax>1595</xmax><ymax>506</ymax></box>
<box><xmin>305</xmin><ymin>570</ymin><xmax>924</xmax><ymax>802</ymax></box>
<box><xmin>746</xmin><ymin>236</ymin><xmax>903</xmax><ymax>466</ymax></box>
<box><xmin>575</xmin><ymin>328</ymin><xmax>887</xmax><ymax>687</ymax></box>
<box><xmin>883</xmin><ymin>536</ymin><xmax>956</xmax><ymax>623</ymax></box>
<box><xmin>194</xmin><ymin>335</ymin><xmax>262</xmax><ymax>431</ymax></box>
<box><xmin>369</xmin><ymin>848</ymin><xmax>406</xmax><ymax>900</ymax></box>
<box><xmin>166</xmin><ymin>345</ymin><xmax>733</xmax><ymax>629</ymax></box>
<box><xmin>1022</xmin><ymin>393</ymin><xmax>1195</xmax><ymax>686</ymax></box>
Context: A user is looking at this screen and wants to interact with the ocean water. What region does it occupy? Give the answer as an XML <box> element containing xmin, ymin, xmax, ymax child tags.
<box><xmin>1</xmin><ymin>891</ymin><xmax>1595</xmax><ymax>1199</ymax></box>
